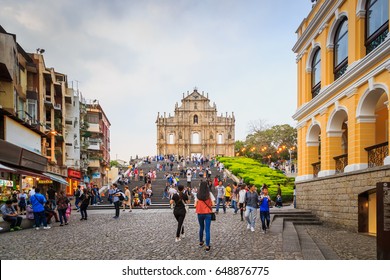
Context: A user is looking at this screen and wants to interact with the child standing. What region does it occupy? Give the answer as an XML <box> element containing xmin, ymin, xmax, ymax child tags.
<box><xmin>259</xmin><ymin>186</ymin><xmax>271</xmax><ymax>234</ymax></box>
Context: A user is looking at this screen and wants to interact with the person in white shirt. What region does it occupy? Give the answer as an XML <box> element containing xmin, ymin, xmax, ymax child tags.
<box><xmin>168</xmin><ymin>185</ymin><xmax>177</xmax><ymax>199</ymax></box>
<box><xmin>215</xmin><ymin>181</ymin><xmax>226</xmax><ymax>214</ymax></box>
<box><xmin>238</xmin><ymin>185</ymin><xmax>247</xmax><ymax>221</ymax></box>
<box><xmin>28</xmin><ymin>187</ymin><xmax>36</xmax><ymax>198</ymax></box>
<box><xmin>186</xmin><ymin>169</ymin><xmax>192</xmax><ymax>187</ymax></box>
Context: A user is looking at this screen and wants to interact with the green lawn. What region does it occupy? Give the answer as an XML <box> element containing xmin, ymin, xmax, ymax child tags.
<box><xmin>218</xmin><ymin>157</ymin><xmax>295</xmax><ymax>202</ymax></box>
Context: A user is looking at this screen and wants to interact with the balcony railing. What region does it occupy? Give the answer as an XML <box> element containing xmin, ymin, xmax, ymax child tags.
<box><xmin>312</xmin><ymin>161</ymin><xmax>321</xmax><ymax>178</ymax></box>
<box><xmin>334</xmin><ymin>153</ymin><xmax>348</xmax><ymax>174</ymax></box>
<box><xmin>365</xmin><ymin>142</ymin><xmax>388</xmax><ymax>168</ymax></box>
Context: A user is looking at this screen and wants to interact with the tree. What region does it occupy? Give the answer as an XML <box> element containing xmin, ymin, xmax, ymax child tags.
<box><xmin>247</xmin><ymin>119</ymin><xmax>271</xmax><ymax>134</ymax></box>
<box><xmin>235</xmin><ymin>140</ymin><xmax>245</xmax><ymax>154</ymax></box>
<box><xmin>238</xmin><ymin>122</ymin><xmax>297</xmax><ymax>162</ymax></box>
<box><xmin>110</xmin><ymin>160</ymin><xmax>119</xmax><ymax>168</ymax></box>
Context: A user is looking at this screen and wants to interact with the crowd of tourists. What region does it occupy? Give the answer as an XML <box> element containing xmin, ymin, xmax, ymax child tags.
<box><xmin>1</xmin><ymin>156</ymin><xmax>281</xmax><ymax>255</ymax></box>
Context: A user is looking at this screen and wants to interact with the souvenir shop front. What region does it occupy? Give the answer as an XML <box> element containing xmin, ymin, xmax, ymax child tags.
<box><xmin>0</xmin><ymin>139</ymin><xmax>48</xmax><ymax>201</ymax></box>
<box><xmin>66</xmin><ymin>168</ymin><xmax>82</xmax><ymax>196</ymax></box>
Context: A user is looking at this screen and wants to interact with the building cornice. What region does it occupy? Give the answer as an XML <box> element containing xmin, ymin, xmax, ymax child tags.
<box><xmin>293</xmin><ymin>38</ymin><xmax>390</xmax><ymax>124</ymax></box>
<box><xmin>293</xmin><ymin>0</ymin><xmax>346</xmax><ymax>54</ymax></box>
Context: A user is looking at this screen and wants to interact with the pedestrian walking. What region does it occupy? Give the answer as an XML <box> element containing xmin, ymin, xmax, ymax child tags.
<box><xmin>170</xmin><ymin>185</ymin><xmax>189</xmax><ymax>242</ymax></box>
<box><xmin>112</xmin><ymin>183</ymin><xmax>122</xmax><ymax>218</ymax></box>
<box><xmin>238</xmin><ymin>185</ymin><xmax>247</xmax><ymax>221</ymax></box>
<box><xmin>259</xmin><ymin>186</ymin><xmax>271</xmax><ymax>233</ymax></box>
<box><xmin>231</xmin><ymin>182</ymin><xmax>239</xmax><ymax>214</ymax></box>
<box><xmin>47</xmin><ymin>186</ymin><xmax>57</xmax><ymax>210</ymax></box>
<box><xmin>225</xmin><ymin>183</ymin><xmax>232</xmax><ymax>208</ymax></box>
<box><xmin>215</xmin><ymin>181</ymin><xmax>226</xmax><ymax>214</ymax></box>
<box><xmin>244</xmin><ymin>184</ymin><xmax>258</xmax><ymax>232</ymax></box>
<box><xmin>122</xmin><ymin>186</ymin><xmax>132</xmax><ymax>212</ymax></box>
<box><xmin>74</xmin><ymin>185</ymin><xmax>81</xmax><ymax>211</ymax></box>
<box><xmin>79</xmin><ymin>189</ymin><xmax>91</xmax><ymax>220</ymax></box>
<box><xmin>194</xmin><ymin>181</ymin><xmax>215</xmax><ymax>252</ymax></box>
<box><xmin>56</xmin><ymin>191</ymin><xmax>69</xmax><ymax>226</ymax></box>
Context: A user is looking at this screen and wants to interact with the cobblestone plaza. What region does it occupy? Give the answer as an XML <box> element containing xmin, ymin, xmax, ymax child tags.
<box><xmin>0</xmin><ymin>208</ymin><xmax>376</xmax><ymax>260</ymax></box>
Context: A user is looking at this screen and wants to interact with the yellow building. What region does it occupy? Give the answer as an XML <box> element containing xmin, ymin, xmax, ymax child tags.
<box><xmin>292</xmin><ymin>0</ymin><xmax>389</xmax><ymax>233</ymax></box>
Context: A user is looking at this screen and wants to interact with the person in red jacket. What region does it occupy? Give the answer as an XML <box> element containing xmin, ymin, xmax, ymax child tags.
<box><xmin>194</xmin><ymin>181</ymin><xmax>215</xmax><ymax>252</ymax></box>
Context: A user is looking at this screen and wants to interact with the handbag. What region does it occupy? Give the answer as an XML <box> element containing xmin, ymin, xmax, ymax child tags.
<box><xmin>203</xmin><ymin>200</ymin><xmax>216</xmax><ymax>221</ymax></box>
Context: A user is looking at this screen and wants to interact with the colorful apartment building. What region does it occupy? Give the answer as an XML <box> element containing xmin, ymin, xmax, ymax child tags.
<box><xmin>1</xmin><ymin>25</ymin><xmax>111</xmax><ymax>196</ymax></box>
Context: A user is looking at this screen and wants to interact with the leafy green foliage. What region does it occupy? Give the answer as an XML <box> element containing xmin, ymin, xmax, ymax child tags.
<box><xmin>236</xmin><ymin>123</ymin><xmax>297</xmax><ymax>162</ymax></box>
<box><xmin>218</xmin><ymin>156</ymin><xmax>295</xmax><ymax>202</ymax></box>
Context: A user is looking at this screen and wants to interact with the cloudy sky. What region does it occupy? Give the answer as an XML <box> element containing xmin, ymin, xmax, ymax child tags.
<box><xmin>1</xmin><ymin>0</ymin><xmax>312</xmax><ymax>161</ymax></box>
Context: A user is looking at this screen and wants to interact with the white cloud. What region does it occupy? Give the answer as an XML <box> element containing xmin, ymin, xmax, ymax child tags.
<box><xmin>1</xmin><ymin>0</ymin><xmax>313</xmax><ymax>160</ymax></box>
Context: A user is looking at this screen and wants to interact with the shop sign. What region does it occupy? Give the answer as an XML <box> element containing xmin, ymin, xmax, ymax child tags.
<box><xmin>0</xmin><ymin>179</ymin><xmax>14</xmax><ymax>187</ymax></box>
<box><xmin>38</xmin><ymin>179</ymin><xmax>53</xmax><ymax>184</ymax></box>
<box><xmin>92</xmin><ymin>172</ymin><xmax>101</xmax><ymax>179</ymax></box>
<box><xmin>68</xmin><ymin>169</ymin><xmax>81</xmax><ymax>179</ymax></box>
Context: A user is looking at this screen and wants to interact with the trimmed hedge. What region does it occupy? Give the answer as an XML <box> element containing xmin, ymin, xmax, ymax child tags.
<box><xmin>218</xmin><ymin>157</ymin><xmax>295</xmax><ymax>202</ymax></box>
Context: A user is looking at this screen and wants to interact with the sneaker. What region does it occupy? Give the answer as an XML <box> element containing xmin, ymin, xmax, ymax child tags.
<box><xmin>113</xmin><ymin>216</ymin><xmax>119</xmax><ymax>219</ymax></box>
<box><xmin>80</xmin><ymin>218</ymin><xmax>84</xmax><ymax>221</ymax></box>
<box><xmin>181</xmin><ymin>233</ymin><xmax>185</xmax><ymax>238</ymax></box>
<box><xmin>205</xmin><ymin>246</ymin><xmax>211</xmax><ymax>252</ymax></box>
<box><xmin>247</xmin><ymin>224</ymin><xmax>251</xmax><ymax>230</ymax></box>
<box><xmin>9</xmin><ymin>228</ymin><xmax>15</xmax><ymax>232</ymax></box>
<box><xmin>43</xmin><ymin>226</ymin><xmax>51</xmax><ymax>230</ymax></box>
<box><xmin>199</xmin><ymin>242</ymin><xmax>204</xmax><ymax>247</ymax></box>
<box><xmin>175</xmin><ymin>237</ymin><xmax>181</xmax><ymax>242</ymax></box>
<box><xmin>65</xmin><ymin>222</ymin><xmax>68</xmax><ymax>225</ymax></box>
<box><xmin>14</xmin><ymin>226</ymin><xmax>22</xmax><ymax>230</ymax></box>
<box><xmin>263</xmin><ymin>229</ymin><xmax>266</xmax><ymax>234</ymax></box>
<box><xmin>251</xmin><ymin>227</ymin><xmax>255</xmax><ymax>232</ymax></box>
<box><xmin>60</xmin><ymin>224</ymin><xmax>64</xmax><ymax>226</ymax></box>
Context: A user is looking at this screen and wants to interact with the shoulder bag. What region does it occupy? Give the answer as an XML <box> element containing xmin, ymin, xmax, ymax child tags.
<box><xmin>202</xmin><ymin>200</ymin><xmax>216</xmax><ymax>221</ymax></box>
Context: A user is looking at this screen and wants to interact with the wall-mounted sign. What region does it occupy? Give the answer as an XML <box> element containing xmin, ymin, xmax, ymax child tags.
<box><xmin>92</xmin><ymin>172</ymin><xmax>101</xmax><ymax>179</ymax></box>
<box><xmin>0</xmin><ymin>179</ymin><xmax>14</xmax><ymax>187</ymax></box>
<box><xmin>38</xmin><ymin>180</ymin><xmax>53</xmax><ymax>184</ymax></box>
<box><xmin>68</xmin><ymin>169</ymin><xmax>81</xmax><ymax>179</ymax></box>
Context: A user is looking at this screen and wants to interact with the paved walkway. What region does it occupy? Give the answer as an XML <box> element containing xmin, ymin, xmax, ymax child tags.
<box><xmin>0</xmin><ymin>206</ymin><xmax>376</xmax><ymax>260</ymax></box>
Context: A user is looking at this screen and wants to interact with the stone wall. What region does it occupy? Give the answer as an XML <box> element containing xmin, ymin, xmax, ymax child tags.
<box><xmin>296</xmin><ymin>165</ymin><xmax>390</xmax><ymax>232</ymax></box>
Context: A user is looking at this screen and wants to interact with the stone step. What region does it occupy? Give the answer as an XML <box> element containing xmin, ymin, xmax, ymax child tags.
<box><xmin>282</xmin><ymin>221</ymin><xmax>301</xmax><ymax>253</ymax></box>
<box><xmin>291</xmin><ymin>220</ymin><xmax>323</xmax><ymax>225</ymax></box>
<box><xmin>294</xmin><ymin>224</ymin><xmax>325</xmax><ymax>260</ymax></box>
<box><xmin>283</xmin><ymin>217</ymin><xmax>320</xmax><ymax>222</ymax></box>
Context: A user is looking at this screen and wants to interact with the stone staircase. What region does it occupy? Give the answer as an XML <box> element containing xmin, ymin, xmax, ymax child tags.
<box><xmin>269</xmin><ymin>210</ymin><xmax>340</xmax><ymax>260</ymax></box>
<box><xmin>90</xmin><ymin>160</ymin><xmax>232</xmax><ymax>210</ymax></box>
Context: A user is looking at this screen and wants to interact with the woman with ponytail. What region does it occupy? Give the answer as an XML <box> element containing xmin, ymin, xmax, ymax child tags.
<box><xmin>170</xmin><ymin>184</ymin><xmax>189</xmax><ymax>242</ymax></box>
